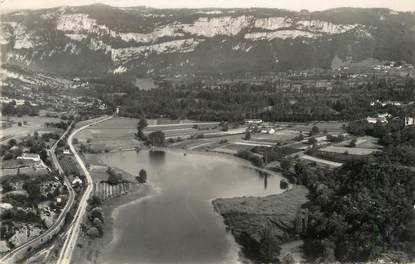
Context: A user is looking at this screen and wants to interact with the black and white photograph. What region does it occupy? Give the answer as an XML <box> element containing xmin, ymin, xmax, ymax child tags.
<box><xmin>0</xmin><ymin>0</ymin><xmax>414</xmax><ymax>263</ymax></box>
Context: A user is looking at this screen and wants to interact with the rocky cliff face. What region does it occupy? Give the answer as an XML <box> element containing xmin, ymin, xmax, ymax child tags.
<box><xmin>1</xmin><ymin>5</ymin><xmax>414</xmax><ymax>76</ymax></box>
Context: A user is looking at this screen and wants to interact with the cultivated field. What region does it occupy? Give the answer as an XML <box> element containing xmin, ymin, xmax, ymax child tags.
<box><xmin>76</xmin><ymin>117</ymin><xmax>222</xmax><ymax>151</ymax></box>
<box><xmin>277</xmin><ymin>121</ymin><xmax>346</xmax><ymax>133</ymax></box>
<box><xmin>301</xmin><ymin>154</ymin><xmax>343</xmax><ymax>168</ymax></box>
<box><xmin>0</xmin><ymin>166</ymin><xmax>49</xmax><ymax>178</ymax></box>
<box><xmin>60</xmin><ymin>156</ymin><xmax>80</xmax><ymax>175</ymax></box>
<box><xmin>335</xmin><ymin>136</ymin><xmax>381</xmax><ymax>149</ymax></box>
<box><xmin>320</xmin><ymin>136</ymin><xmax>382</xmax><ymax>155</ymax></box>
<box><xmin>83</xmin><ymin>154</ymin><xmax>141</xmax><ymax>201</ymax></box>
<box><xmin>320</xmin><ymin>146</ymin><xmax>380</xmax><ymax>155</ymax></box>
<box><xmin>92</xmin><ymin>182</ymin><xmax>138</xmax><ymax>201</ymax></box>
<box><xmin>0</xmin><ymin>115</ymin><xmax>62</xmax><ymax>142</ymax></box>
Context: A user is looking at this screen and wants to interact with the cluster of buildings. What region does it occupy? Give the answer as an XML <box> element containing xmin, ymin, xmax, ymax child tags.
<box><xmin>72</xmin><ymin>96</ymin><xmax>107</xmax><ymax>111</ymax></box>
<box><xmin>366</xmin><ymin>113</ymin><xmax>415</xmax><ymax>127</ymax></box>
<box><xmin>2</xmin><ymin>69</ymin><xmax>108</xmax><ymax>116</ymax></box>
<box><xmin>366</xmin><ymin>113</ymin><xmax>391</xmax><ymax>124</ymax></box>
<box><xmin>17</xmin><ymin>153</ymin><xmax>50</xmax><ymax>171</ymax></box>
<box><xmin>0</xmin><ymin>97</ymin><xmax>26</xmax><ymax>106</ymax></box>
<box><xmin>70</xmin><ymin>77</ymin><xmax>90</xmax><ymax>89</ymax></box>
<box><xmin>245</xmin><ymin>119</ymin><xmax>279</xmax><ymax>134</ymax></box>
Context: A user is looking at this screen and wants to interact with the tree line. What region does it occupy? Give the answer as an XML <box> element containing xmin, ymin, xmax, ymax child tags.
<box><xmin>294</xmin><ymin>120</ymin><xmax>415</xmax><ymax>262</ymax></box>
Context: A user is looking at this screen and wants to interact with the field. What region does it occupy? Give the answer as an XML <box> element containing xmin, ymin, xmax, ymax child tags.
<box><xmin>74</xmin><ymin>116</ymin><xmax>109</xmax><ymax>129</ymax></box>
<box><xmin>75</xmin><ymin>117</ymin><xmax>139</xmax><ymax>151</ymax></box>
<box><xmin>320</xmin><ymin>136</ymin><xmax>382</xmax><ymax>155</ymax></box>
<box><xmin>83</xmin><ymin>154</ymin><xmax>141</xmax><ymax>201</ymax></box>
<box><xmin>169</xmin><ymin>124</ymin><xmax>336</xmax><ymax>157</ymax></box>
<box><xmin>0</xmin><ymin>166</ymin><xmax>49</xmax><ymax>178</ymax></box>
<box><xmin>300</xmin><ymin>154</ymin><xmax>343</xmax><ymax>168</ymax></box>
<box><xmin>92</xmin><ymin>182</ymin><xmax>138</xmax><ymax>201</ymax></box>
<box><xmin>76</xmin><ymin>117</ymin><xmax>222</xmax><ymax>151</ymax></box>
<box><xmin>78</xmin><ymin>118</ymin><xmax>350</xmax><ymax>168</ymax></box>
<box><xmin>1</xmin><ymin>159</ymin><xmax>35</xmax><ymax>169</ymax></box>
<box><xmin>212</xmin><ymin>186</ymin><xmax>310</xmax><ymax>255</ymax></box>
<box><xmin>60</xmin><ymin>156</ymin><xmax>80</xmax><ymax>175</ymax></box>
<box><xmin>252</xmin><ymin>130</ymin><xmax>300</xmax><ymax>143</ymax></box>
<box><xmin>0</xmin><ymin>115</ymin><xmax>62</xmax><ymax>142</ymax></box>
<box><xmin>276</xmin><ymin>121</ymin><xmax>346</xmax><ymax>133</ymax></box>
<box><xmin>320</xmin><ymin>146</ymin><xmax>380</xmax><ymax>155</ymax></box>
<box><xmin>171</xmin><ymin>128</ymin><xmax>303</xmax><ymax>155</ymax></box>
<box><xmin>334</xmin><ymin>136</ymin><xmax>381</xmax><ymax>148</ymax></box>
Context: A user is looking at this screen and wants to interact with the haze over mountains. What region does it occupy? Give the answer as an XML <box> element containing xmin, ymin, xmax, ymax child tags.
<box><xmin>1</xmin><ymin>4</ymin><xmax>414</xmax><ymax>77</ymax></box>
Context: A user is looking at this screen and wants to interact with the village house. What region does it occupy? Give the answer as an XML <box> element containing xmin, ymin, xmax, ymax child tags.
<box><xmin>260</xmin><ymin>127</ymin><xmax>276</xmax><ymax>134</ymax></box>
<box><xmin>367</xmin><ymin>113</ymin><xmax>390</xmax><ymax>124</ymax></box>
<box><xmin>72</xmin><ymin>177</ymin><xmax>83</xmax><ymax>187</ymax></box>
<box><xmin>17</xmin><ymin>153</ymin><xmax>50</xmax><ymax>171</ymax></box>
<box><xmin>63</xmin><ymin>149</ymin><xmax>71</xmax><ymax>155</ymax></box>
<box><xmin>405</xmin><ymin>116</ymin><xmax>415</xmax><ymax>126</ymax></box>
<box><xmin>17</xmin><ymin>153</ymin><xmax>41</xmax><ymax>162</ymax></box>
<box><xmin>245</xmin><ymin>119</ymin><xmax>263</xmax><ymax>125</ymax></box>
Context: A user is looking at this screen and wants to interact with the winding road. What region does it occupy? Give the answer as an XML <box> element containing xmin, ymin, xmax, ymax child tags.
<box><xmin>56</xmin><ymin>115</ymin><xmax>112</xmax><ymax>264</ymax></box>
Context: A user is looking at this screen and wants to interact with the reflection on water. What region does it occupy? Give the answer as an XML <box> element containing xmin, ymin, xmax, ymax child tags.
<box><xmin>100</xmin><ymin>150</ymin><xmax>284</xmax><ymax>264</ymax></box>
<box><xmin>149</xmin><ymin>150</ymin><xmax>166</xmax><ymax>165</ymax></box>
<box><xmin>264</xmin><ymin>173</ymin><xmax>268</xmax><ymax>189</ymax></box>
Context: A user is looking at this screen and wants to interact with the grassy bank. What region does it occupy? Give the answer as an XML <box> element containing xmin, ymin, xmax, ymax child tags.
<box><xmin>212</xmin><ymin>186</ymin><xmax>309</xmax><ymax>263</ymax></box>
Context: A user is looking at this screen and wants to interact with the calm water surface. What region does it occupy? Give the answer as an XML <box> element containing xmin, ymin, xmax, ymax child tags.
<box><xmin>100</xmin><ymin>150</ymin><xmax>283</xmax><ymax>264</ymax></box>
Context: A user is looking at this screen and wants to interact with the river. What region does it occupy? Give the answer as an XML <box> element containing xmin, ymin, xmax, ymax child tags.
<box><xmin>98</xmin><ymin>149</ymin><xmax>284</xmax><ymax>264</ymax></box>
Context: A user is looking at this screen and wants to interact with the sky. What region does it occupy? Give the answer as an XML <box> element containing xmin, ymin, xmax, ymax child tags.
<box><xmin>1</xmin><ymin>0</ymin><xmax>414</xmax><ymax>11</ymax></box>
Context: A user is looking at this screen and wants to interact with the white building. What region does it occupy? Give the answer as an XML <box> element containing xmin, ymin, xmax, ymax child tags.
<box><xmin>17</xmin><ymin>153</ymin><xmax>50</xmax><ymax>171</ymax></box>
<box><xmin>245</xmin><ymin>119</ymin><xmax>263</xmax><ymax>125</ymax></box>
<box><xmin>72</xmin><ymin>177</ymin><xmax>83</xmax><ymax>186</ymax></box>
<box><xmin>367</xmin><ymin>113</ymin><xmax>390</xmax><ymax>124</ymax></box>
<box><xmin>405</xmin><ymin>116</ymin><xmax>415</xmax><ymax>126</ymax></box>
<box><xmin>17</xmin><ymin>153</ymin><xmax>41</xmax><ymax>162</ymax></box>
<box><xmin>260</xmin><ymin>127</ymin><xmax>276</xmax><ymax>134</ymax></box>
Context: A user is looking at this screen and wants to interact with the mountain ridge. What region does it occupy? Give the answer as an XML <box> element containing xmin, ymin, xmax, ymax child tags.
<box><xmin>1</xmin><ymin>5</ymin><xmax>414</xmax><ymax>77</ymax></box>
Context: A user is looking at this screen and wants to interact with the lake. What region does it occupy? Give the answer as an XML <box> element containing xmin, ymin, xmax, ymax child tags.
<box><xmin>99</xmin><ymin>149</ymin><xmax>284</xmax><ymax>264</ymax></box>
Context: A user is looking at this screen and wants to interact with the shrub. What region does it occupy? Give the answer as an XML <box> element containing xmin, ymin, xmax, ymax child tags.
<box><xmin>244</xmin><ymin>130</ymin><xmax>251</xmax><ymax>140</ymax></box>
<box><xmin>147</xmin><ymin>131</ymin><xmax>165</xmax><ymax>147</ymax></box>
<box><xmin>280</xmin><ymin>179</ymin><xmax>289</xmax><ymax>189</ymax></box>
<box><xmin>136</xmin><ymin>169</ymin><xmax>147</xmax><ymax>183</ymax></box>
<box><xmin>294</xmin><ymin>133</ymin><xmax>304</xmax><ymax>141</ymax></box>
<box><xmin>86</xmin><ymin>227</ymin><xmax>100</xmax><ymax>238</ymax></box>
<box><xmin>310</xmin><ymin>125</ymin><xmax>320</xmax><ymax>135</ymax></box>
<box><xmin>107</xmin><ymin>167</ymin><xmax>122</xmax><ymax>185</ymax></box>
<box><xmin>88</xmin><ymin>195</ymin><xmax>102</xmax><ymax>208</ymax></box>
<box><xmin>235</xmin><ymin>150</ymin><xmax>264</xmax><ymax>167</ymax></box>
<box><xmin>280</xmin><ymin>158</ymin><xmax>292</xmax><ymax>171</ymax></box>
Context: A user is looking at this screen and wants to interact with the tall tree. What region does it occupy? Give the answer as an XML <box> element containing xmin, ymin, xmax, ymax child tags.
<box><xmin>148</xmin><ymin>131</ymin><xmax>165</xmax><ymax>147</ymax></box>
<box><xmin>136</xmin><ymin>117</ymin><xmax>148</xmax><ymax>141</ymax></box>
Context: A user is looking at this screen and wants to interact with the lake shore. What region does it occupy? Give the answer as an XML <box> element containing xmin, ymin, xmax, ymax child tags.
<box><xmin>71</xmin><ymin>183</ymin><xmax>155</xmax><ymax>264</ymax></box>
<box><xmin>71</xmin><ymin>146</ymin><xmax>157</xmax><ymax>264</ymax></box>
<box><xmin>212</xmin><ymin>186</ymin><xmax>309</xmax><ymax>263</ymax></box>
<box><xmin>71</xmin><ymin>146</ymin><xmax>292</xmax><ymax>264</ymax></box>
